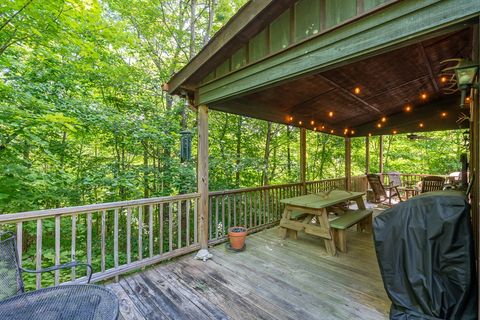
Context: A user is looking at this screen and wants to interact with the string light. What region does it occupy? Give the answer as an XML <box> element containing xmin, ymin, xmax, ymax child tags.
<box><xmin>377</xmin><ymin>123</ymin><xmax>382</xmax><ymax>128</ymax></box>
<box><xmin>420</xmin><ymin>93</ymin><xmax>428</xmax><ymax>100</ymax></box>
<box><xmin>441</xmin><ymin>112</ymin><xmax>447</xmax><ymax>117</ymax></box>
<box><xmin>298</xmin><ymin>121</ymin><xmax>303</xmax><ymax>125</ymax></box>
<box><xmin>313</xmin><ymin>127</ymin><xmax>317</xmax><ymax>131</ymax></box>
<box><xmin>344</xmin><ymin>129</ymin><xmax>349</xmax><ymax>135</ymax></box>
<box><xmin>440</xmin><ymin>76</ymin><xmax>447</xmax><ymax>83</ymax></box>
<box><xmin>381</xmin><ymin>117</ymin><xmax>387</xmax><ymax>123</ymax></box>
<box><xmin>419</xmin><ymin>122</ymin><xmax>424</xmax><ymax>128</ymax></box>
<box><xmin>351</xmin><ymin>130</ymin><xmax>355</xmax><ymax>135</ymax></box>
<box><xmin>328</xmin><ymin>111</ymin><xmax>334</xmax><ymax>117</ymax></box>
<box><xmin>330</xmin><ymin>129</ymin><xmax>334</xmax><ymax>134</ymax></box>
<box><xmin>368</xmin><ymin>133</ymin><xmax>372</xmax><ymax>137</ymax></box>
<box><xmin>288</xmin><ymin>116</ymin><xmax>293</xmax><ymax>122</ymax></box>
<box><xmin>404</xmin><ymin>104</ymin><xmax>412</xmax><ymax>112</ymax></box>
<box><xmin>354</xmin><ymin>87</ymin><xmax>361</xmax><ymax>94</ymax></box>
<box><xmin>310</xmin><ymin>120</ymin><xmax>315</xmax><ymax>125</ymax></box>
<box><xmin>321</xmin><ymin>125</ymin><xmax>325</xmax><ymax>130</ymax></box>
<box><xmin>466</xmin><ymin>97</ymin><xmax>471</xmax><ymax>103</ymax></box>
<box><xmin>393</xmin><ymin>130</ymin><xmax>398</xmax><ymax>134</ymax></box>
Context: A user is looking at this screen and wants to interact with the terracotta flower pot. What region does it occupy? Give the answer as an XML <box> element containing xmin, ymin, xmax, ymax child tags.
<box><xmin>228</xmin><ymin>227</ymin><xmax>247</xmax><ymax>250</ymax></box>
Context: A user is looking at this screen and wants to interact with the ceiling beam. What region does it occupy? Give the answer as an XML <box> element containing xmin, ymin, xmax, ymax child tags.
<box><xmin>318</xmin><ymin>74</ymin><xmax>382</xmax><ymax>114</ymax></box>
<box><xmin>419</xmin><ymin>43</ymin><xmax>440</xmax><ymax>92</ymax></box>
<box><xmin>351</xmin><ymin>96</ymin><xmax>468</xmax><ymax>136</ymax></box>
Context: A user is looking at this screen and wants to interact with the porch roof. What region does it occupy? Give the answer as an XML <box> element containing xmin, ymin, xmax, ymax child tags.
<box><xmin>166</xmin><ymin>1</ymin><xmax>479</xmax><ymax>137</ymax></box>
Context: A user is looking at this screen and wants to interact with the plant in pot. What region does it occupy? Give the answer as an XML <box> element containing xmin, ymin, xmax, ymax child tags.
<box><xmin>227</xmin><ymin>226</ymin><xmax>247</xmax><ymax>251</ymax></box>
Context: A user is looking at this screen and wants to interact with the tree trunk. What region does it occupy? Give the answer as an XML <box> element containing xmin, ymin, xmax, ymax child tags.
<box><xmin>262</xmin><ymin>122</ymin><xmax>272</xmax><ymax>185</ymax></box>
<box><xmin>189</xmin><ymin>0</ymin><xmax>197</xmax><ymax>59</ymax></box>
<box><xmin>203</xmin><ymin>0</ymin><xmax>215</xmax><ymax>45</ymax></box>
<box><xmin>143</xmin><ymin>141</ymin><xmax>149</xmax><ymax>199</ymax></box>
<box><xmin>235</xmin><ymin>116</ymin><xmax>242</xmax><ymax>187</ymax></box>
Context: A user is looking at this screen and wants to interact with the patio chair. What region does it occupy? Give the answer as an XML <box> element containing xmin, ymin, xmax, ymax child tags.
<box><xmin>421</xmin><ymin>176</ymin><xmax>445</xmax><ymax>193</ymax></box>
<box><xmin>367</xmin><ymin>174</ymin><xmax>402</xmax><ymax>206</ymax></box>
<box><xmin>387</xmin><ymin>172</ymin><xmax>402</xmax><ymax>188</ymax></box>
<box><xmin>0</xmin><ymin>231</ymin><xmax>92</xmax><ymax>300</ymax></box>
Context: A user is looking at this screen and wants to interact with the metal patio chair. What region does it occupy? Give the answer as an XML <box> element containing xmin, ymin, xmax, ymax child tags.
<box><xmin>0</xmin><ymin>231</ymin><xmax>92</xmax><ymax>300</ymax></box>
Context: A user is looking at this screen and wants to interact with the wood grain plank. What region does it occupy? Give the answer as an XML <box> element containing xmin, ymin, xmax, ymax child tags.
<box><xmin>106</xmin><ymin>282</ymin><xmax>146</xmax><ymax>320</ymax></box>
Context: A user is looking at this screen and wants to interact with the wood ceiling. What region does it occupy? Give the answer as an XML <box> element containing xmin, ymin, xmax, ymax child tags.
<box><xmin>209</xmin><ymin>27</ymin><xmax>473</xmax><ymax>137</ymax></box>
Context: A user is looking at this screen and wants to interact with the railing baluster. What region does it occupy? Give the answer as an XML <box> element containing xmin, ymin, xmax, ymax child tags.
<box><xmin>114</xmin><ymin>208</ymin><xmax>119</xmax><ymax>271</ymax></box>
<box><xmin>221</xmin><ymin>196</ymin><xmax>225</xmax><ymax>235</ymax></box>
<box><xmin>227</xmin><ymin>196</ymin><xmax>231</xmax><ymax>230</ymax></box>
<box><xmin>209</xmin><ymin>197</ymin><xmax>213</xmax><ymax>240</ymax></box>
<box><xmin>36</xmin><ymin>219</ymin><xmax>42</xmax><ymax>289</ymax></box>
<box><xmin>244</xmin><ymin>194</ymin><xmax>247</xmax><ymax>227</ymax></box>
<box><xmin>149</xmin><ymin>204</ymin><xmax>153</xmax><ymax>258</ymax></box>
<box><xmin>87</xmin><ymin>212</ymin><xmax>92</xmax><ymax>268</ymax></box>
<box><xmin>193</xmin><ymin>199</ymin><xmax>198</xmax><ymax>243</ymax></box>
<box><xmin>101</xmin><ymin>210</ymin><xmax>106</xmax><ymax>273</ymax></box>
<box><xmin>126</xmin><ymin>207</ymin><xmax>131</xmax><ymax>264</ymax></box>
<box><xmin>169</xmin><ymin>202</ymin><xmax>173</xmax><ymax>252</ymax></box>
<box><xmin>249</xmin><ymin>192</ymin><xmax>253</xmax><ymax>228</ymax></box>
<box><xmin>138</xmin><ymin>206</ymin><xmax>143</xmax><ymax>261</ymax></box>
<box><xmin>55</xmin><ymin>215</ymin><xmax>60</xmax><ymax>285</ymax></box>
<box><xmin>233</xmin><ymin>194</ymin><xmax>237</xmax><ymax>226</ymax></box>
<box><xmin>160</xmin><ymin>203</ymin><xmax>164</xmax><ymax>254</ymax></box>
<box><xmin>177</xmin><ymin>200</ymin><xmax>182</xmax><ymax>249</ymax></box>
<box><xmin>71</xmin><ymin>214</ymin><xmax>76</xmax><ymax>281</ymax></box>
<box><xmin>215</xmin><ymin>197</ymin><xmax>219</xmax><ymax>239</ymax></box>
<box><xmin>186</xmin><ymin>200</ymin><xmax>190</xmax><ymax>247</ymax></box>
<box><xmin>16</xmin><ymin>222</ymin><xmax>22</xmax><ymax>269</ymax></box>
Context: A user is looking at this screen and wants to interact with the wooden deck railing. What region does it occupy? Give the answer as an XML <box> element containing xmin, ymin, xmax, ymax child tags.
<box><xmin>0</xmin><ymin>193</ymin><xmax>200</xmax><ymax>289</ymax></box>
<box><xmin>0</xmin><ymin>176</ymin><xmax>375</xmax><ymax>289</ymax></box>
<box><xmin>208</xmin><ymin>178</ymin><xmax>349</xmax><ymax>243</ymax></box>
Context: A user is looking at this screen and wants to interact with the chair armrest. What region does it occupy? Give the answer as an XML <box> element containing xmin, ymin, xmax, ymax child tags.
<box><xmin>21</xmin><ymin>261</ymin><xmax>93</xmax><ymax>283</ymax></box>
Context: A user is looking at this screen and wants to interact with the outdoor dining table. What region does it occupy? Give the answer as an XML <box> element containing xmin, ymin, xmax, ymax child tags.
<box><xmin>279</xmin><ymin>190</ymin><xmax>367</xmax><ymax>256</ymax></box>
<box><xmin>0</xmin><ymin>284</ymin><xmax>119</xmax><ymax>320</ymax></box>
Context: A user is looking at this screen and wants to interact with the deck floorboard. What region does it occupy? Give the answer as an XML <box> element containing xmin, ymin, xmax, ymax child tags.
<box><xmin>107</xmin><ymin>226</ymin><xmax>390</xmax><ymax>320</ymax></box>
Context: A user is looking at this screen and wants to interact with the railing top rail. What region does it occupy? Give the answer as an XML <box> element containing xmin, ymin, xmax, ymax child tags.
<box><xmin>305</xmin><ymin>177</ymin><xmax>346</xmax><ymax>184</ymax></box>
<box><xmin>0</xmin><ymin>193</ymin><xmax>200</xmax><ymax>223</ymax></box>
<box><xmin>208</xmin><ymin>182</ymin><xmax>303</xmax><ymax>196</ymax></box>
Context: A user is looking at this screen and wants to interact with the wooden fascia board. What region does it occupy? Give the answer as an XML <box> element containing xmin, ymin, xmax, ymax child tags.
<box><xmin>166</xmin><ymin>0</ymin><xmax>280</xmax><ymax>95</ymax></box>
<box><xmin>198</xmin><ymin>0</ymin><xmax>479</xmax><ymax>105</ymax></box>
<box><xmin>351</xmin><ymin>96</ymin><xmax>469</xmax><ymax>137</ymax></box>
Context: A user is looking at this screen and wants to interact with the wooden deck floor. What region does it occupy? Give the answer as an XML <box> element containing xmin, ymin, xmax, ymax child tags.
<box><xmin>107</xmin><ymin>227</ymin><xmax>390</xmax><ymax>320</ymax></box>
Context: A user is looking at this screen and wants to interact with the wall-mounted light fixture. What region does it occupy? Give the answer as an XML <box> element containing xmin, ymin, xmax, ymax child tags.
<box><xmin>441</xmin><ymin>59</ymin><xmax>478</xmax><ymax>108</ymax></box>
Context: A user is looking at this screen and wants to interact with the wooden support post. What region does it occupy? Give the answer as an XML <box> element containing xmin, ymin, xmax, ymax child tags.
<box><xmin>379</xmin><ymin>135</ymin><xmax>384</xmax><ymax>175</ymax></box>
<box><xmin>195</xmin><ymin>104</ymin><xmax>212</xmax><ymax>261</ymax></box>
<box><xmin>471</xmin><ymin>23</ymin><xmax>479</xmax><ymax>274</ymax></box>
<box><xmin>345</xmin><ymin>137</ymin><xmax>351</xmax><ymax>191</ymax></box>
<box><xmin>300</xmin><ymin>128</ymin><xmax>307</xmax><ymax>194</ymax></box>
<box><xmin>365</xmin><ymin>136</ymin><xmax>370</xmax><ymax>174</ymax></box>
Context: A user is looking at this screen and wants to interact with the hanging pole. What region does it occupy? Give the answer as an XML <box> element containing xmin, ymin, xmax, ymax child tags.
<box><xmin>345</xmin><ymin>137</ymin><xmax>351</xmax><ymax>191</ymax></box>
<box><xmin>300</xmin><ymin>128</ymin><xmax>307</xmax><ymax>194</ymax></box>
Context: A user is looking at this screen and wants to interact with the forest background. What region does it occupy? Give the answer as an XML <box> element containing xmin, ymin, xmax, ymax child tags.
<box><xmin>0</xmin><ymin>0</ymin><xmax>466</xmax><ymax>215</ymax></box>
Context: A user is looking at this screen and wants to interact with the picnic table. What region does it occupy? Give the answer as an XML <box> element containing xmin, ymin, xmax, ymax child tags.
<box><xmin>279</xmin><ymin>190</ymin><xmax>372</xmax><ymax>255</ymax></box>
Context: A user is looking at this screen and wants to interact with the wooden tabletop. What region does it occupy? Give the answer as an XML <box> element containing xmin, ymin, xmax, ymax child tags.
<box><xmin>280</xmin><ymin>190</ymin><xmax>365</xmax><ymax>209</ymax></box>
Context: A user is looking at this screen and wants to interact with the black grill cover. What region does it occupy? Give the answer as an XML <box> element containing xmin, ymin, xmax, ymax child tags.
<box><xmin>373</xmin><ymin>191</ymin><xmax>477</xmax><ymax>320</ymax></box>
